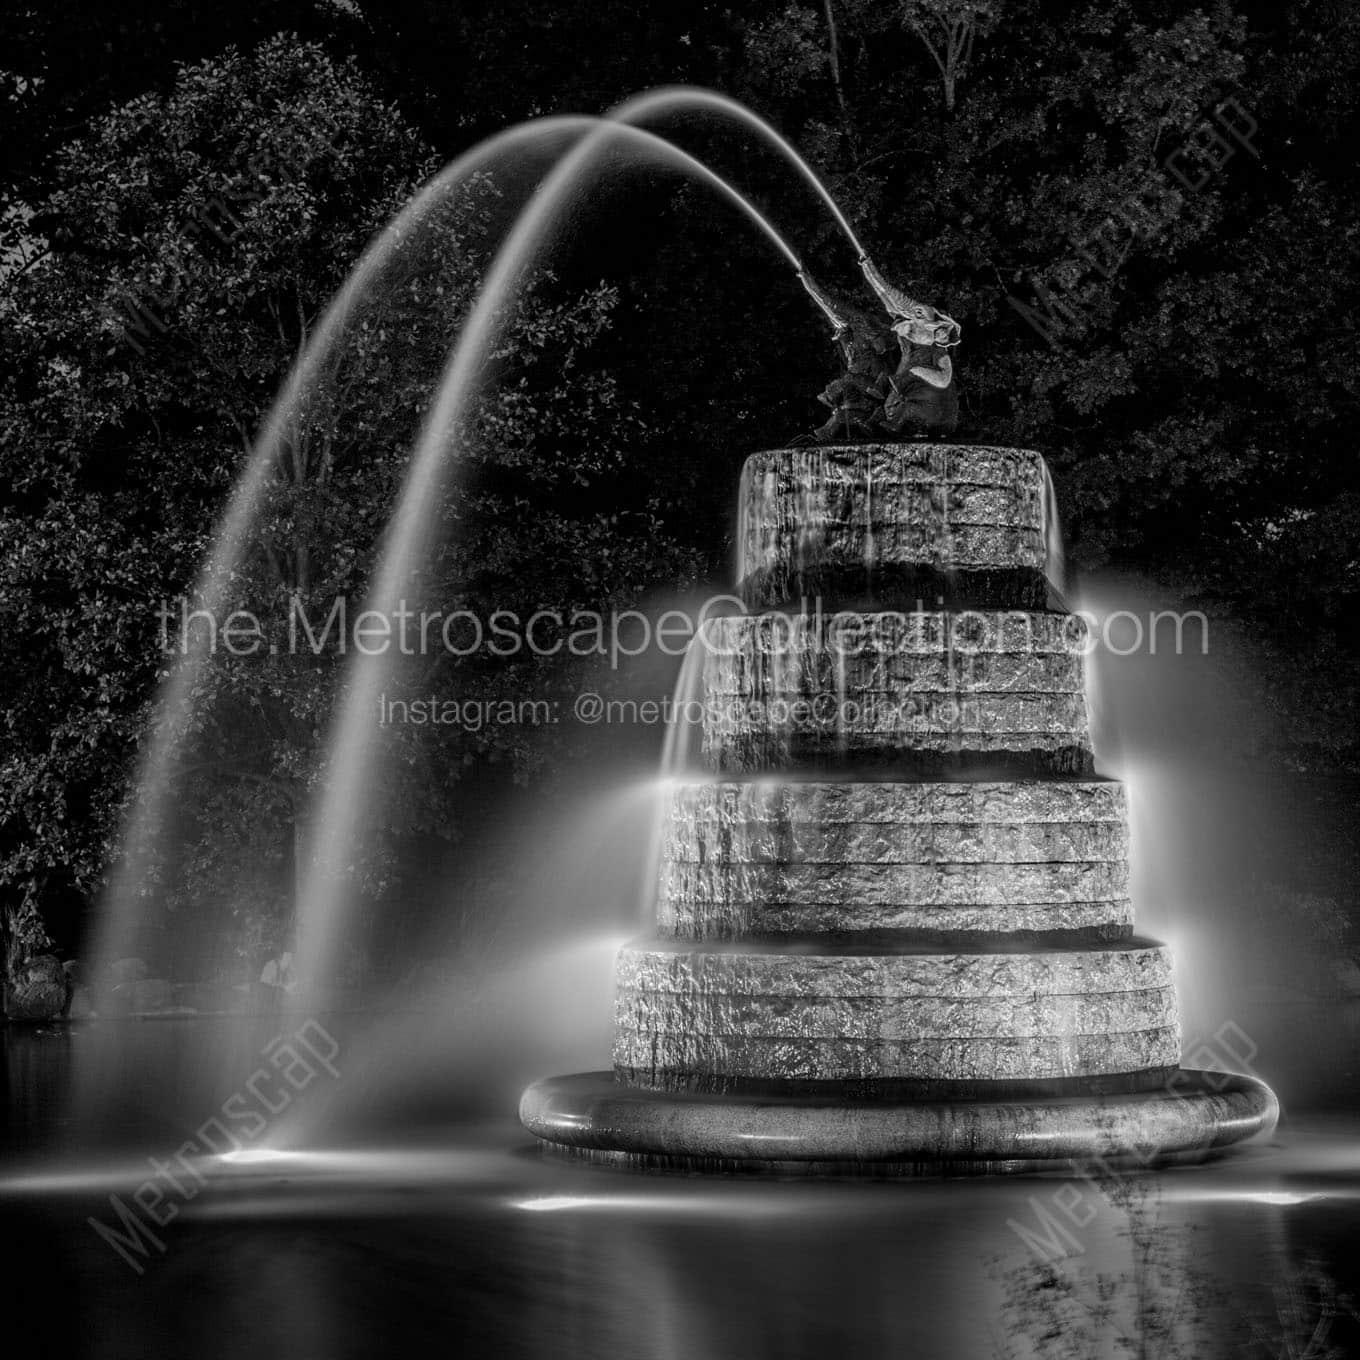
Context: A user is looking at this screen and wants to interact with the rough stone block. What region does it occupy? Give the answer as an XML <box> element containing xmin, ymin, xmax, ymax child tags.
<box><xmin>696</xmin><ymin>610</ymin><xmax>1093</xmax><ymax>771</ymax></box>
<box><xmin>615</xmin><ymin>939</ymin><xmax>1175</xmax><ymax>1000</ymax></box>
<box><xmin>615</xmin><ymin>1027</ymin><xmax>1182</xmax><ymax>1085</ymax></box>
<box><xmin>737</xmin><ymin>445</ymin><xmax>1051</xmax><ymax>609</ymax></box>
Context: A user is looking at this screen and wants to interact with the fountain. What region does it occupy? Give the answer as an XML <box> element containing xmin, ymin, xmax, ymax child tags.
<box><xmin>7</xmin><ymin>64</ymin><xmax>1354</xmax><ymax>1359</ymax></box>
<box><xmin>520</xmin><ymin>339</ymin><xmax>1280</xmax><ymax>1173</ymax></box>
<box><xmin>66</xmin><ymin>76</ymin><xmax>1277</xmax><ymax>1175</ymax></box>
<box><xmin>286</xmin><ymin>92</ymin><xmax>867</xmax><ymax>1018</ymax></box>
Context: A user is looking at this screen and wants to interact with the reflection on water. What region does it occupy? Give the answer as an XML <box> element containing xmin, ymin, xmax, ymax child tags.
<box><xmin>3</xmin><ymin>1125</ymin><xmax>1360</xmax><ymax>1360</ymax></box>
<box><xmin>4</xmin><ymin>1022</ymin><xmax>1360</xmax><ymax>1360</ymax></box>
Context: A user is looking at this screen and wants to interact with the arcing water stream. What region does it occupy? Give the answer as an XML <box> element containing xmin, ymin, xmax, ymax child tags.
<box><xmin>286</xmin><ymin>89</ymin><xmax>870</xmax><ymax>1018</ymax></box>
<box><xmin>87</xmin><ymin>116</ymin><xmax>591</xmax><ymax>1014</ymax></box>
<box><xmin>16</xmin><ymin>82</ymin><xmax>1359</xmax><ymax>1360</ymax></box>
<box><xmin>82</xmin><ymin>87</ymin><xmax>874</xmax><ymax>1114</ymax></box>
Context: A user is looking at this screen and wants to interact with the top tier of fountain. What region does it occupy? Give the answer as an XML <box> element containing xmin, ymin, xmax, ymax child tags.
<box><xmin>707</xmin><ymin>442</ymin><xmax>1088</xmax><ymax>776</ymax></box>
<box><xmin>736</xmin><ymin>443</ymin><xmax>1052</xmax><ymax>611</ymax></box>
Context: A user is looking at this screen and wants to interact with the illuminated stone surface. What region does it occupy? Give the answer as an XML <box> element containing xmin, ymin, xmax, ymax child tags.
<box><xmin>520</xmin><ymin>442</ymin><xmax>1279</xmax><ymax>1174</ymax></box>
<box><xmin>658</xmin><ymin>782</ymin><xmax>1133</xmax><ymax>936</ymax></box>
<box><xmin>662</xmin><ymin>861</ymin><xmax>1128</xmax><ymax>905</ymax></box>
<box><xmin>659</xmin><ymin>896</ymin><xmax>1132</xmax><ymax>940</ymax></box>
<box><xmin>615</xmin><ymin>939</ymin><xmax>1174</xmax><ymax>1001</ymax></box>
<box><xmin>520</xmin><ymin>1070</ymin><xmax>1280</xmax><ymax>1173</ymax></box>
<box><xmin>698</xmin><ymin>611</ymin><xmax>1091</xmax><ymax>772</ymax></box>
<box><xmin>736</xmin><ymin>444</ymin><xmax>1048</xmax><ymax>608</ymax></box>
<box><xmin>666</xmin><ymin>779</ymin><xmax>1127</xmax><ymax>852</ymax></box>
<box><xmin>615</xmin><ymin>1029</ymin><xmax>1182</xmax><ymax>1087</ymax></box>
<box><xmin>615</xmin><ymin>940</ymin><xmax>1180</xmax><ymax>1082</ymax></box>
<box><xmin>615</xmin><ymin>987</ymin><xmax>1177</xmax><ymax>1043</ymax></box>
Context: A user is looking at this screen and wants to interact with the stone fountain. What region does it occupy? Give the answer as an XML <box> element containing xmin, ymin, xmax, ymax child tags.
<box><xmin>521</xmin><ymin>260</ymin><xmax>1277</xmax><ymax>1174</ymax></box>
<box><xmin>520</xmin><ymin>441</ymin><xmax>1279</xmax><ymax>1173</ymax></box>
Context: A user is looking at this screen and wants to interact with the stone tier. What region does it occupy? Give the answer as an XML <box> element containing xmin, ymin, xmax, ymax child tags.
<box><xmin>659</xmin><ymin>780</ymin><xmax>1131</xmax><ymax>941</ymax></box>
<box><xmin>522</xmin><ymin>435</ymin><xmax>1280</xmax><ymax>1175</ymax></box>
<box><xmin>698</xmin><ymin>610</ymin><xmax>1092</xmax><ymax>773</ymax></box>
<box><xmin>614</xmin><ymin>939</ymin><xmax>1180</xmax><ymax>1090</ymax></box>
<box><xmin>737</xmin><ymin>444</ymin><xmax>1051</xmax><ymax>609</ymax></box>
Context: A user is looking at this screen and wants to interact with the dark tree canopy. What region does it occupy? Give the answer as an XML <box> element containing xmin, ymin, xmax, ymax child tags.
<box><xmin>2</xmin><ymin>2</ymin><xmax>1358</xmax><ymax>963</ymax></box>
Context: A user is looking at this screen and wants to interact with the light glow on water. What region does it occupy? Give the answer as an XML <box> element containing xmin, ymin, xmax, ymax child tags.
<box><xmin>508</xmin><ymin>1191</ymin><xmax>806</xmax><ymax>1217</ymax></box>
<box><xmin>217</xmin><ymin>1148</ymin><xmax>309</xmax><ymax>1168</ymax></box>
<box><xmin>1161</xmin><ymin>1188</ymin><xmax>1333</xmax><ymax>1207</ymax></box>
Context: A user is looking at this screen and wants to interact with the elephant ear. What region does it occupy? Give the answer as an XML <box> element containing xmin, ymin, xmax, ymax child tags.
<box><xmin>908</xmin><ymin>354</ymin><xmax>953</xmax><ymax>389</ymax></box>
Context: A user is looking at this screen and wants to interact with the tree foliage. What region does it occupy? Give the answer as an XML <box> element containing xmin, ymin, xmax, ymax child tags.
<box><xmin>729</xmin><ymin>0</ymin><xmax>1360</xmax><ymax>753</ymax></box>
<box><xmin>0</xmin><ymin>35</ymin><xmax>695</xmax><ymax>962</ymax></box>
<box><xmin>2</xmin><ymin>3</ymin><xmax>1359</xmax><ymax>956</ymax></box>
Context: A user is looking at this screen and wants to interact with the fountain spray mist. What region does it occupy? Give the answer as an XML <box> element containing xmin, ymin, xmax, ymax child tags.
<box><xmin>1078</xmin><ymin>574</ymin><xmax>1349</xmax><ymax>1111</ymax></box>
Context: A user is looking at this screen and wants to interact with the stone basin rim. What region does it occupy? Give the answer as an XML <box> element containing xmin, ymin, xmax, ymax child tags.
<box><xmin>518</xmin><ymin>1069</ymin><xmax>1280</xmax><ymax>1174</ymax></box>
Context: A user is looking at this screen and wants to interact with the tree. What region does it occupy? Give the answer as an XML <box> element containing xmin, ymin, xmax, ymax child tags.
<box><xmin>0</xmin><ymin>34</ymin><xmax>697</xmax><ymax>970</ymax></box>
<box><xmin>729</xmin><ymin>0</ymin><xmax>1360</xmax><ymax>763</ymax></box>
<box><xmin>6</xmin><ymin>2</ymin><xmax>1360</xmax><ymax>970</ymax></box>
<box><xmin>899</xmin><ymin>0</ymin><xmax>1001</xmax><ymax>114</ymax></box>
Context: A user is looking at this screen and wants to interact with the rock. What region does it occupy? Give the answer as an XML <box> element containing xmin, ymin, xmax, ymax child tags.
<box><xmin>21</xmin><ymin>953</ymin><xmax>65</xmax><ymax>984</ymax></box>
<box><xmin>4</xmin><ymin>953</ymin><xmax>71</xmax><ymax>1021</ymax></box>
<box><xmin>613</xmin><ymin>940</ymin><xmax>1180</xmax><ymax>1085</ymax></box>
<box><xmin>737</xmin><ymin>444</ymin><xmax>1049</xmax><ymax>608</ymax></box>
<box><xmin>665</xmin><ymin>780</ymin><xmax>1128</xmax><ymax>864</ymax></box>
<box><xmin>658</xmin><ymin>861</ymin><xmax>1131</xmax><ymax>940</ymax></box>
<box><xmin>668</xmin><ymin>778</ymin><xmax>1128</xmax><ymax>829</ymax></box>
<box><xmin>616</xmin><ymin>1027</ymin><xmax>1182</xmax><ymax>1087</ymax></box>
<box><xmin>615</xmin><ymin>939</ymin><xmax>1174</xmax><ymax>1001</ymax></box>
<box><xmin>697</xmin><ymin>608</ymin><xmax>1094</xmax><ymax>773</ymax></box>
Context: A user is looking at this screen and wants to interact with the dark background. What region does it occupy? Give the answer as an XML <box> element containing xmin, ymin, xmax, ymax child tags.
<box><xmin>1</xmin><ymin>0</ymin><xmax>1356</xmax><ymax>976</ymax></box>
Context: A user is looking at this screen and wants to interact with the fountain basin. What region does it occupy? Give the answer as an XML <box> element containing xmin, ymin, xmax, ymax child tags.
<box><xmin>520</xmin><ymin>440</ymin><xmax>1280</xmax><ymax>1179</ymax></box>
<box><xmin>519</xmin><ymin>1069</ymin><xmax>1279</xmax><ymax>1176</ymax></box>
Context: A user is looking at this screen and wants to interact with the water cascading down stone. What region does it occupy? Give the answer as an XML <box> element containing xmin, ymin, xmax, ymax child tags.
<box><xmin>520</xmin><ymin>443</ymin><xmax>1279</xmax><ymax>1173</ymax></box>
